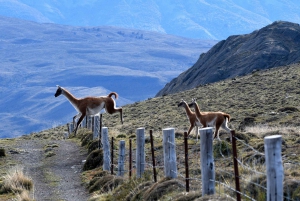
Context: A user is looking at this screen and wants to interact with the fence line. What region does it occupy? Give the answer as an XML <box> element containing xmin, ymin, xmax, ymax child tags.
<box><xmin>74</xmin><ymin>116</ymin><xmax>299</xmax><ymax>200</ymax></box>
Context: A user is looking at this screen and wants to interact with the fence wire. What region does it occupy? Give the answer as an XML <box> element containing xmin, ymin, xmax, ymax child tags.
<box><xmin>87</xmin><ymin>122</ymin><xmax>300</xmax><ymax>200</ymax></box>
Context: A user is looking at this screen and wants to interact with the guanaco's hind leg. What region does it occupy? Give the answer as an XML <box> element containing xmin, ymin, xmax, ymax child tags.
<box><xmin>221</xmin><ymin>118</ymin><xmax>232</xmax><ymax>141</ymax></box>
<box><xmin>105</xmin><ymin>98</ymin><xmax>123</xmax><ymax>124</ymax></box>
<box><xmin>214</xmin><ymin>127</ymin><xmax>220</xmax><ymax>140</ymax></box>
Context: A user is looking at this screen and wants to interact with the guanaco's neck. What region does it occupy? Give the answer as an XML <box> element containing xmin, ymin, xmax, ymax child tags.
<box><xmin>182</xmin><ymin>102</ymin><xmax>194</xmax><ymax>116</ymax></box>
<box><xmin>193</xmin><ymin>102</ymin><xmax>202</xmax><ymax>117</ymax></box>
<box><xmin>62</xmin><ymin>88</ymin><xmax>79</xmax><ymax>106</ymax></box>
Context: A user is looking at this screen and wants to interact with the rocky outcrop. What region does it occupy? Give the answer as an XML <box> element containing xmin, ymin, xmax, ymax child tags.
<box><xmin>156</xmin><ymin>21</ymin><xmax>300</xmax><ymax>96</ymax></box>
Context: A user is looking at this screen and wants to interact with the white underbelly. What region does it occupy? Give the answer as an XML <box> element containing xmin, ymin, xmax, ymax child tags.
<box><xmin>87</xmin><ymin>102</ymin><xmax>105</xmax><ymax>115</ymax></box>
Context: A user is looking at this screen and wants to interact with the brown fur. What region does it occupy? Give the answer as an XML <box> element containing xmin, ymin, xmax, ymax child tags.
<box><xmin>188</xmin><ymin>99</ymin><xmax>231</xmax><ymax>140</ymax></box>
<box><xmin>54</xmin><ymin>86</ymin><xmax>123</xmax><ymax>135</ymax></box>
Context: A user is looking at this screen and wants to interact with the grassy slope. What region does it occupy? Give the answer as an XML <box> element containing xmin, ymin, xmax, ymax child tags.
<box><xmin>106</xmin><ymin>62</ymin><xmax>300</xmax><ymax>136</ymax></box>
<box><xmin>91</xmin><ymin>62</ymin><xmax>300</xmax><ymax>200</ymax></box>
<box><xmin>1</xmin><ymin>62</ymin><xmax>300</xmax><ymax>200</ymax></box>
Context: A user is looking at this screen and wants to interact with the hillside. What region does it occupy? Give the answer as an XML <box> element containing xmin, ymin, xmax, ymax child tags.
<box><xmin>1</xmin><ymin>62</ymin><xmax>299</xmax><ymax>200</ymax></box>
<box><xmin>1</xmin><ymin>0</ymin><xmax>300</xmax><ymax>39</ymax></box>
<box><xmin>0</xmin><ymin>16</ymin><xmax>214</xmax><ymax>138</ymax></box>
<box><xmin>156</xmin><ymin>21</ymin><xmax>300</xmax><ymax>96</ymax></box>
<box><xmin>105</xmin><ymin>62</ymin><xmax>300</xmax><ymax>136</ymax></box>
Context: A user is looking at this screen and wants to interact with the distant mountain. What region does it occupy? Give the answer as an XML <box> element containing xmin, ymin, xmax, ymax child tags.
<box><xmin>0</xmin><ymin>16</ymin><xmax>215</xmax><ymax>138</ymax></box>
<box><xmin>0</xmin><ymin>0</ymin><xmax>299</xmax><ymax>39</ymax></box>
<box><xmin>156</xmin><ymin>21</ymin><xmax>300</xmax><ymax>96</ymax></box>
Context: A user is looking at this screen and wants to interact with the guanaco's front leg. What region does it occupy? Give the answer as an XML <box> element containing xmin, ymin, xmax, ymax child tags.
<box><xmin>74</xmin><ymin>113</ymin><xmax>86</xmax><ymax>135</ymax></box>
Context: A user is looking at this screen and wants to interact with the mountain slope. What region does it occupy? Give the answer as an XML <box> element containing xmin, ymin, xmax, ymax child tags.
<box><xmin>0</xmin><ymin>16</ymin><xmax>214</xmax><ymax>138</ymax></box>
<box><xmin>0</xmin><ymin>0</ymin><xmax>300</xmax><ymax>39</ymax></box>
<box><xmin>156</xmin><ymin>21</ymin><xmax>300</xmax><ymax>96</ymax></box>
<box><xmin>104</xmin><ymin>62</ymin><xmax>300</xmax><ymax>137</ymax></box>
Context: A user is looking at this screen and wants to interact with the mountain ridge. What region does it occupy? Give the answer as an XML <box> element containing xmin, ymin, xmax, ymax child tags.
<box><xmin>156</xmin><ymin>21</ymin><xmax>300</xmax><ymax>96</ymax></box>
<box><xmin>0</xmin><ymin>0</ymin><xmax>300</xmax><ymax>39</ymax></box>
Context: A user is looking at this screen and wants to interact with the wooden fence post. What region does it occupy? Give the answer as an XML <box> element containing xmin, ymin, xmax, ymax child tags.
<box><xmin>118</xmin><ymin>140</ymin><xmax>126</xmax><ymax>176</ymax></box>
<box><xmin>199</xmin><ymin>127</ymin><xmax>215</xmax><ymax>196</ymax></box>
<box><xmin>184</xmin><ymin>132</ymin><xmax>189</xmax><ymax>192</ymax></box>
<box><xmin>68</xmin><ymin>123</ymin><xmax>74</xmax><ymax>135</ymax></box>
<box><xmin>82</xmin><ymin>116</ymin><xmax>87</xmax><ymax>128</ymax></box>
<box><xmin>136</xmin><ymin>127</ymin><xmax>145</xmax><ymax>178</ymax></box>
<box><xmin>149</xmin><ymin>130</ymin><xmax>157</xmax><ymax>182</ymax></box>
<box><xmin>231</xmin><ymin>130</ymin><xmax>241</xmax><ymax>201</ymax></box>
<box><xmin>87</xmin><ymin>116</ymin><xmax>91</xmax><ymax>130</ymax></box>
<box><xmin>102</xmin><ymin>127</ymin><xmax>110</xmax><ymax>171</ymax></box>
<box><xmin>93</xmin><ymin>116</ymin><xmax>100</xmax><ymax>139</ymax></box>
<box><xmin>163</xmin><ymin>128</ymin><xmax>177</xmax><ymax>178</ymax></box>
<box><xmin>264</xmin><ymin>135</ymin><xmax>284</xmax><ymax>201</ymax></box>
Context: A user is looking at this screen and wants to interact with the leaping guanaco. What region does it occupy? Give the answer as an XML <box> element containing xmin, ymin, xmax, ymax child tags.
<box><xmin>54</xmin><ymin>85</ymin><xmax>123</xmax><ymax>135</ymax></box>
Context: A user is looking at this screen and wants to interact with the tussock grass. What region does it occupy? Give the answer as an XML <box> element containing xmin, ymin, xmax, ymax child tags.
<box><xmin>0</xmin><ymin>166</ymin><xmax>33</xmax><ymax>197</ymax></box>
<box><xmin>15</xmin><ymin>190</ymin><xmax>32</xmax><ymax>201</ymax></box>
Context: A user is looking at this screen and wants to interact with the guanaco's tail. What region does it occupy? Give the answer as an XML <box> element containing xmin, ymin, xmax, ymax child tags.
<box><xmin>224</xmin><ymin>114</ymin><xmax>231</xmax><ymax>122</ymax></box>
<box><xmin>108</xmin><ymin>92</ymin><xmax>118</xmax><ymax>99</ymax></box>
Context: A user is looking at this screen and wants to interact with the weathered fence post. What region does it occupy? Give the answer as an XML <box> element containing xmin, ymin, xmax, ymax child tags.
<box><xmin>85</xmin><ymin>116</ymin><xmax>88</xmax><ymax>128</ymax></box>
<box><xmin>68</xmin><ymin>123</ymin><xmax>74</xmax><ymax>135</ymax></box>
<box><xmin>67</xmin><ymin>123</ymin><xmax>70</xmax><ymax>134</ymax></box>
<box><xmin>199</xmin><ymin>127</ymin><xmax>215</xmax><ymax>196</ymax></box>
<box><xmin>101</xmin><ymin>127</ymin><xmax>110</xmax><ymax>171</ymax></box>
<box><xmin>184</xmin><ymin>132</ymin><xmax>189</xmax><ymax>192</ymax></box>
<box><xmin>149</xmin><ymin>130</ymin><xmax>157</xmax><ymax>182</ymax></box>
<box><xmin>136</xmin><ymin>127</ymin><xmax>145</xmax><ymax>178</ymax></box>
<box><xmin>118</xmin><ymin>140</ymin><xmax>126</xmax><ymax>176</ymax></box>
<box><xmin>264</xmin><ymin>135</ymin><xmax>284</xmax><ymax>201</ymax></box>
<box><xmin>87</xmin><ymin>116</ymin><xmax>91</xmax><ymax>130</ymax></box>
<box><xmin>93</xmin><ymin>115</ymin><xmax>100</xmax><ymax>139</ymax></box>
<box><xmin>64</xmin><ymin>132</ymin><xmax>68</xmax><ymax>139</ymax></box>
<box><xmin>163</xmin><ymin>128</ymin><xmax>177</xmax><ymax>178</ymax></box>
<box><xmin>231</xmin><ymin>130</ymin><xmax>241</xmax><ymax>201</ymax></box>
<box><xmin>111</xmin><ymin>137</ymin><xmax>114</xmax><ymax>175</ymax></box>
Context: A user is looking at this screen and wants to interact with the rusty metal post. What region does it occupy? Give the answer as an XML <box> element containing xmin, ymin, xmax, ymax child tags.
<box><xmin>129</xmin><ymin>139</ymin><xmax>132</xmax><ymax>178</ymax></box>
<box><xmin>111</xmin><ymin>137</ymin><xmax>114</xmax><ymax>175</ymax></box>
<box><xmin>150</xmin><ymin>130</ymin><xmax>157</xmax><ymax>182</ymax></box>
<box><xmin>85</xmin><ymin>116</ymin><xmax>88</xmax><ymax>128</ymax></box>
<box><xmin>184</xmin><ymin>132</ymin><xmax>189</xmax><ymax>192</ymax></box>
<box><xmin>98</xmin><ymin>114</ymin><xmax>102</xmax><ymax>149</ymax></box>
<box><xmin>231</xmin><ymin>130</ymin><xmax>241</xmax><ymax>201</ymax></box>
<box><xmin>92</xmin><ymin>117</ymin><xmax>94</xmax><ymax>132</ymax></box>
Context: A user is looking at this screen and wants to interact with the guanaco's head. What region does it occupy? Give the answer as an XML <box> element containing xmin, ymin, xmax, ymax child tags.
<box><xmin>178</xmin><ymin>99</ymin><xmax>187</xmax><ymax>108</ymax></box>
<box><xmin>188</xmin><ymin>98</ymin><xmax>197</xmax><ymax>108</ymax></box>
<box><xmin>54</xmin><ymin>85</ymin><xmax>63</xmax><ymax>97</ymax></box>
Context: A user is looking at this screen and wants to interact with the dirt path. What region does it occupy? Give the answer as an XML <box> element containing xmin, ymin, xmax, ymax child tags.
<box><xmin>12</xmin><ymin>138</ymin><xmax>89</xmax><ymax>201</ymax></box>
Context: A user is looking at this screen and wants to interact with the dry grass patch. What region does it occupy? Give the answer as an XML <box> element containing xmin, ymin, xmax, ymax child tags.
<box><xmin>0</xmin><ymin>166</ymin><xmax>33</xmax><ymax>197</ymax></box>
